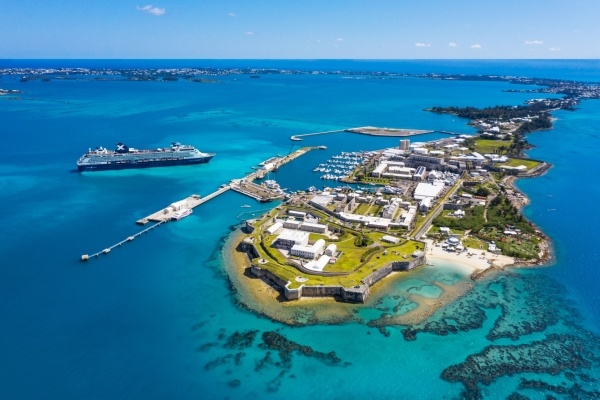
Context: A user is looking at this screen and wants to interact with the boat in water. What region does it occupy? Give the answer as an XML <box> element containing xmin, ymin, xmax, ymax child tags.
<box><xmin>171</xmin><ymin>208</ymin><xmax>192</xmax><ymax>221</ymax></box>
<box><xmin>77</xmin><ymin>142</ymin><xmax>215</xmax><ymax>172</ymax></box>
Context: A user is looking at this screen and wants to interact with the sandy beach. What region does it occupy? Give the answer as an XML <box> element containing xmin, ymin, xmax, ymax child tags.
<box><xmin>424</xmin><ymin>239</ymin><xmax>515</xmax><ymax>275</ymax></box>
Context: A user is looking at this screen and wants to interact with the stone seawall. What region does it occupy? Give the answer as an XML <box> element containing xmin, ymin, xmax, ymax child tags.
<box><xmin>284</xmin><ymin>283</ymin><xmax>370</xmax><ymax>303</ymax></box>
<box><xmin>243</xmin><ymin>233</ymin><xmax>426</xmax><ymax>303</ymax></box>
<box><xmin>251</xmin><ymin>265</ymin><xmax>289</xmax><ymax>289</ymax></box>
<box><xmin>250</xmin><ymin>255</ymin><xmax>425</xmax><ymax>303</ymax></box>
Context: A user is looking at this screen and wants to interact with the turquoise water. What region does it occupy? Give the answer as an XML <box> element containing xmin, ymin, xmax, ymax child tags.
<box><xmin>1</xmin><ymin>60</ymin><xmax>600</xmax><ymax>399</ymax></box>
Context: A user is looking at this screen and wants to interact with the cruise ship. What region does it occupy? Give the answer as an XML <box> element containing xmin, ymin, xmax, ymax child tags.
<box><xmin>77</xmin><ymin>142</ymin><xmax>215</xmax><ymax>172</ymax></box>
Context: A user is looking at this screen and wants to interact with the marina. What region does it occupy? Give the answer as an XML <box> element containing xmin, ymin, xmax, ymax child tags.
<box><xmin>312</xmin><ymin>150</ymin><xmax>372</xmax><ymax>181</ymax></box>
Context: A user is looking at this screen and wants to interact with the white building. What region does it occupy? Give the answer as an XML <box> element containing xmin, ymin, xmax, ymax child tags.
<box><xmin>381</xmin><ymin>235</ymin><xmax>400</xmax><ymax>244</ymax></box>
<box><xmin>419</xmin><ymin>197</ymin><xmax>432</xmax><ymax>212</ymax></box>
<box><xmin>275</xmin><ymin>229</ymin><xmax>309</xmax><ymax>247</ymax></box>
<box><xmin>325</xmin><ymin>244</ymin><xmax>337</xmax><ymax>256</ymax></box>
<box><xmin>382</xmin><ymin>200</ymin><xmax>400</xmax><ymax>219</ymax></box>
<box><xmin>288</xmin><ymin>210</ymin><xmax>307</xmax><ymax>218</ymax></box>
<box><xmin>372</xmin><ymin>163</ymin><xmax>388</xmax><ymax>177</ymax></box>
<box><xmin>170</xmin><ymin>199</ymin><xmax>189</xmax><ymax>211</ymax></box>
<box><xmin>291</xmin><ymin>239</ymin><xmax>326</xmax><ymax>259</ymax></box>
<box><xmin>399</xmin><ymin>206</ymin><xmax>418</xmax><ymax>228</ymax></box>
<box><xmin>367</xmin><ymin>218</ymin><xmax>391</xmax><ymax>229</ymax></box>
<box><xmin>283</xmin><ymin>219</ymin><xmax>302</xmax><ymax>229</ymax></box>
<box><xmin>266</xmin><ymin>221</ymin><xmax>283</xmax><ymax>235</ymax></box>
<box><xmin>414</xmin><ymin>181</ymin><xmax>445</xmax><ymax>200</ymax></box>
<box><xmin>309</xmin><ymin>194</ymin><xmax>334</xmax><ymax>209</ymax></box>
<box><xmin>300</xmin><ymin>222</ymin><xmax>328</xmax><ymax>234</ymax></box>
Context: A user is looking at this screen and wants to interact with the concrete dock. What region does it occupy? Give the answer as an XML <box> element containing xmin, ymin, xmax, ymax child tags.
<box><xmin>82</xmin><ymin>147</ymin><xmax>319</xmax><ymax>261</ymax></box>
<box><xmin>136</xmin><ymin>185</ymin><xmax>231</xmax><ymax>225</ymax></box>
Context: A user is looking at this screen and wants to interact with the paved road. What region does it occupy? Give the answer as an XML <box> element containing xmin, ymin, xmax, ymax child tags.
<box><xmin>412</xmin><ymin>179</ymin><xmax>463</xmax><ymax>240</ymax></box>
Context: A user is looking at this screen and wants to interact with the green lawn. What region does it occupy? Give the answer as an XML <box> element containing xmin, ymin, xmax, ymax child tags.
<box><xmin>474</xmin><ymin>139</ymin><xmax>512</xmax><ymax>154</ymax></box>
<box><xmin>354</xmin><ymin>203</ymin><xmax>372</xmax><ymax>215</ymax></box>
<box><xmin>500</xmin><ymin>158</ymin><xmax>541</xmax><ymax>171</ymax></box>
<box><xmin>462</xmin><ymin>236</ymin><xmax>489</xmax><ymax>251</ymax></box>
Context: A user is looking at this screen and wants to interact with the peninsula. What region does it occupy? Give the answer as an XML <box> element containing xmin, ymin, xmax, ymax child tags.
<box><xmin>227</xmin><ymin>124</ymin><xmax>551</xmax><ymax>325</ymax></box>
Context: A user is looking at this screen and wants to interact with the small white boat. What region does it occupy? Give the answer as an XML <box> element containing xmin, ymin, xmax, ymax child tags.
<box><xmin>171</xmin><ymin>208</ymin><xmax>192</xmax><ymax>221</ymax></box>
<box><xmin>241</xmin><ymin>204</ymin><xmax>251</xmax><ymax>208</ymax></box>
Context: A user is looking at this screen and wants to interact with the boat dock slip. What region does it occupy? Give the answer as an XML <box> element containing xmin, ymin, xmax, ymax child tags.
<box><xmin>230</xmin><ymin>180</ymin><xmax>284</xmax><ymax>202</ymax></box>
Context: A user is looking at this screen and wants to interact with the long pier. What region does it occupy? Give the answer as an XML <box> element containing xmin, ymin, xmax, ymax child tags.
<box><xmin>81</xmin><ymin>220</ymin><xmax>167</xmax><ymax>261</ymax></box>
<box><xmin>81</xmin><ymin>147</ymin><xmax>319</xmax><ymax>261</ymax></box>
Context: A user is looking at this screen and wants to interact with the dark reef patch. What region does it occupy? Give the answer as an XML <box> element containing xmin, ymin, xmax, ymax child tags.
<box><xmin>399</xmin><ymin>273</ymin><xmax>580</xmax><ymax>342</ymax></box>
<box><xmin>519</xmin><ymin>378</ymin><xmax>600</xmax><ymax>399</ymax></box>
<box><xmin>441</xmin><ymin>333</ymin><xmax>599</xmax><ymax>400</ymax></box>
<box><xmin>223</xmin><ymin>329</ymin><xmax>258</xmax><ymax>350</ymax></box>
<box><xmin>260</xmin><ymin>331</ymin><xmax>348</xmax><ymax>369</ymax></box>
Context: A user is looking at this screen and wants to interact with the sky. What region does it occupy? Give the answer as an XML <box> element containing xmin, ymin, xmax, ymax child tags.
<box><xmin>1</xmin><ymin>0</ymin><xmax>599</xmax><ymax>59</ymax></box>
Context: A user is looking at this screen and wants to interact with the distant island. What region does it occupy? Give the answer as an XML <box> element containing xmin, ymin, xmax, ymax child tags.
<box><xmin>3</xmin><ymin>66</ymin><xmax>599</xmax><ymax>102</ymax></box>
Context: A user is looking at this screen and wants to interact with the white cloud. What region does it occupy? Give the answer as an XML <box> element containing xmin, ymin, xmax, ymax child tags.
<box><xmin>525</xmin><ymin>40</ymin><xmax>543</xmax><ymax>45</ymax></box>
<box><xmin>470</xmin><ymin>44</ymin><xmax>482</xmax><ymax>49</ymax></box>
<box><xmin>244</xmin><ymin>31</ymin><xmax>255</xmax><ymax>36</ymax></box>
<box><xmin>415</xmin><ymin>42</ymin><xmax>431</xmax><ymax>47</ymax></box>
<box><xmin>549</xmin><ymin>47</ymin><xmax>561</xmax><ymax>52</ymax></box>
<box><xmin>228</xmin><ymin>13</ymin><xmax>237</xmax><ymax>17</ymax></box>
<box><xmin>336</xmin><ymin>38</ymin><xmax>344</xmax><ymax>42</ymax></box>
<box><xmin>137</xmin><ymin>5</ymin><xmax>166</xmax><ymax>16</ymax></box>
<box><xmin>448</xmin><ymin>42</ymin><xmax>457</xmax><ymax>47</ymax></box>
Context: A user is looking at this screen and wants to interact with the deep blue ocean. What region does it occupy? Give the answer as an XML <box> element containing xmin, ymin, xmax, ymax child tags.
<box><xmin>1</xmin><ymin>60</ymin><xmax>600</xmax><ymax>399</ymax></box>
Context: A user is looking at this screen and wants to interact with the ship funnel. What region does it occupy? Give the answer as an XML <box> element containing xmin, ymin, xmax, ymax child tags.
<box><xmin>115</xmin><ymin>143</ymin><xmax>130</xmax><ymax>153</ymax></box>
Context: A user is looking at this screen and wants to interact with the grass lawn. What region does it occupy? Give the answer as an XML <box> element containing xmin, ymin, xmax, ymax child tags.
<box><xmin>362</xmin><ymin>177</ymin><xmax>389</xmax><ymax>185</ymax></box>
<box><xmin>500</xmin><ymin>158</ymin><xmax>541</xmax><ymax>171</ymax></box>
<box><xmin>309</xmin><ymin>233</ymin><xmax>329</xmax><ymax>242</ymax></box>
<box><xmin>462</xmin><ymin>236</ymin><xmax>489</xmax><ymax>251</ymax></box>
<box><xmin>474</xmin><ymin>139</ymin><xmax>512</xmax><ymax>154</ymax></box>
<box><xmin>354</xmin><ymin>203</ymin><xmax>372</xmax><ymax>215</ymax></box>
